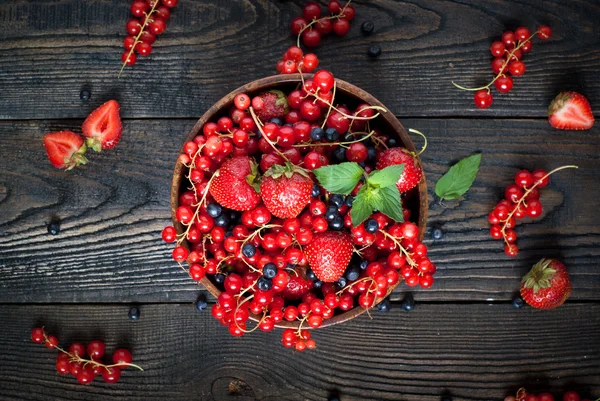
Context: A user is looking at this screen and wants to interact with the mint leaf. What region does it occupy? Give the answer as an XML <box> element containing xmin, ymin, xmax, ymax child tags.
<box><xmin>314</xmin><ymin>162</ymin><xmax>363</xmax><ymax>195</ymax></box>
<box><xmin>371</xmin><ymin>186</ymin><xmax>404</xmax><ymax>222</ymax></box>
<box><xmin>367</xmin><ymin>164</ymin><xmax>404</xmax><ymax>188</ymax></box>
<box><xmin>350</xmin><ymin>185</ymin><xmax>374</xmax><ymax>226</ymax></box>
<box><xmin>435</xmin><ymin>153</ymin><xmax>482</xmax><ymax>200</ymax></box>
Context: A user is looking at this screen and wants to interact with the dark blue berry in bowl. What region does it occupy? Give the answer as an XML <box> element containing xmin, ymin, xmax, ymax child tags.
<box><xmin>325</xmin><ymin>128</ymin><xmax>339</xmax><ymax>142</ymax></box>
<box><xmin>310</xmin><ymin>127</ymin><xmax>324</xmax><ymax>141</ymax></box>
<box><xmin>263</xmin><ymin>263</ymin><xmax>277</xmax><ymax>279</ymax></box>
<box><xmin>364</xmin><ymin>218</ymin><xmax>379</xmax><ymax>233</ymax></box>
<box><xmin>257</xmin><ymin>277</ymin><xmax>272</xmax><ymax>291</ymax></box>
<box><xmin>241</xmin><ymin>243</ymin><xmax>256</xmax><ymax>258</ymax></box>
<box><xmin>345</xmin><ymin>265</ymin><xmax>361</xmax><ymax>281</ymax></box>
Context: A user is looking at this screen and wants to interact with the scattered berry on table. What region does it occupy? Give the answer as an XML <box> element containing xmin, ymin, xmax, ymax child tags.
<box><xmin>376</xmin><ymin>297</ymin><xmax>391</xmax><ymax>312</ymax></box>
<box><xmin>47</xmin><ymin>220</ymin><xmax>60</xmax><ymax>235</ymax></box>
<box><xmin>79</xmin><ymin>89</ymin><xmax>91</xmax><ymax>101</ymax></box>
<box><xmin>520</xmin><ymin>258</ymin><xmax>571</xmax><ymax>309</ymax></box>
<box><xmin>367</xmin><ymin>45</ymin><xmax>382</xmax><ymax>58</ymax></box>
<box><xmin>195</xmin><ymin>293</ymin><xmax>208</xmax><ymax>311</ymax></box>
<box><xmin>431</xmin><ymin>227</ymin><xmax>443</xmax><ymax>240</ymax></box>
<box><xmin>43</xmin><ymin>131</ymin><xmax>88</xmax><ymax>170</ymax></box>
<box><xmin>82</xmin><ymin>100</ymin><xmax>123</xmax><ymax>152</ymax></box>
<box><xmin>128</xmin><ymin>306</ymin><xmax>140</xmax><ymax>320</ymax></box>
<box><xmin>361</xmin><ymin>20</ymin><xmax>374</xmax><ymax>35</ymax></box>
<box><xmin>401</xmin><ymin>293</ymin><xmax>415</xmax><ymax>311</ymax></box>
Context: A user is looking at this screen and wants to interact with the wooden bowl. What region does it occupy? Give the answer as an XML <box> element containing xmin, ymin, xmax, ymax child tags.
<box><xmin>171</xmin><ymin>74</ymin><xmax>428</xmax><ymax>329</ymax></box>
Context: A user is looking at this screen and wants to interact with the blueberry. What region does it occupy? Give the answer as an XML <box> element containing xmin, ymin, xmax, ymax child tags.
<box><xmin>306</xmin><ymin>268</ymin><xmax>317</xmax><ymax>281</ymax></box>
<box><xmin>214</xmin><ymin>273</ymin><xmax>226</xmax><ymax>284</ymax></box>
<box><xmin>325</xmin><ymin>205</ymin><xmax>339</xmax><ymax>221</ymax></box>
<box><xmin>367</xmin><ymin>147</ymin><xmax>377</xmax><ymax>161</ymax></box>
<box><xmin>332</xmin><ymin>146</ymin><xmax>347</xmax><ymax>162</ymax></box>
<box><xmin>329</xmin><ymin>216</ymin><xmax>344</xmax><ymax>231</ymax></box>
<box><xmin>368</xmin><ymin>45</ymin><xmax>382</xmax><ymax>58</ymax></box>
<box><xmin>359</xmin><ymin>259</ymin><xmax>369</xmax><ymax>270</ymax></box>
<box><xmin>361</xmin><ymin>20</ymin><xmax>374</xmax><ymax>35</ymax></box>
<box><xmin>270</xmin><ymin>117</ymin><xmax>283</xmax><ymax>126</ymax></box>
<box><xmin>47</xmin><ymin>221</ymin><xmax>60</xmax><ymax>235</ymax></box>
<box><xmin>364</xmin><ymin>218</ymin><xmax>379</xmax><ymax>233</ymax></box>
<box><xmin>242</xmin><ymin>243</ymin><xmax>256</xmax><ymax>258</ymax></box>
<box><xmin>345</xmin><ymin>195</ymin><xmax>354</xmax><ymax>207</ymax></box>
<box><xmin>401</xmin><ymin>293</ymin><xmax>415</xmax><ymax>312</ymax></box>
<box><xmin>325</xmin><ymin>128</ymin><xmax>340</xmax><ymax>142</ymax></box>
<box><xmin>432</xmin><ymin>228</ymin><xmax>443</xmax><ymax>240</ymax></box>
<box><xmin>336</xmin><ymin>276</ymin><xmax>347</xmax><ymax>288</ymax></box>
<box><xmin>387</xmin><ymin>137</ymin><xmax>398</xmax><ymax>147</ymax></box>
<box><xmin>229</xmin><ymin>210</ymin><xmax>240</xmax><ymax>222</ymax></box>
<box><xmin>328</xmin><ymin>396</ymin><xmax>340</xmax><ymax>401</ymax></box>
<box><xmin>345</xmin><ymin>265</ymin><xmax>361</xmax><ymax>281</ymax></box>
<box><xmin>214</xmin><ymin>213</ymin><xmax>230</xmax><ymax>227</ymax></box>
<box><xmin>128</xmin><ymin>306</ymin><xmax>140</xmax><ymax>321</ymax></box>
<box><xmin>255</xmin><ymin>129</ymin><xmax>262</xmax><ymax>138</ymax></box>
<box><xmin>358</xmin><ymin>161</ymin><xmax>366</xmax><ymax>168</ymax></box>
<box><xmin>195</xmin><ymin>294</ymin><xmax>208</xmax><ymax>311</ymax></box>
<box><xmin>312</xmin><ymin>184</ymin><xmax>321</xmax><ymax>197</ymax></box>
<box><xmin>376</xmin><ymin>298</ymin><xmax>391</xmax><ymax>312</ymax></box>
<box><xmin>313</xmin><ymin>280</ymin><xmax>323</xmax><ymax>289</ymax></box>
<box><xmin>257</xmin><ymin>277</ymin><xmax>272</xmax><ymax>291</ymax></box>
<box><xmin>225</xmin><ymin>230</ymin><xmax>233</xmax><ymax>238</ymax></box>
<box><xmin>207</xmin><ymin>203</ymin><xmax>222</xmax><ymax>218</ymax></box>
<box><xmin>263</xmin><ymin>263</ymin><xmax>277</xmax><ymax>279</ymax></box>
<box><xmin>512</xmin><ymin>295</ymin><xmax>524</xmax><ymax>309</ymax></box>
<box><xmin>79</xmin><ymin>89</ymin><xmax>91</xmax><ymax>101</ymax></box>
<box><xmin>330</xmin><ymin>194</ymin><xmax>344</xmax><ymax>207</ymax></box>
<box><xmin>310</xmin><ymin>127</ymin><xmax>324</xmax><ymax>141</ymax></box>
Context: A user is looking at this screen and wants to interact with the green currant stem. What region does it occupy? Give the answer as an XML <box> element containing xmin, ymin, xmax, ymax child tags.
<box><xmin>408</xmin><ymin>129</ymin><xmax>428</xmax><ymax>156</ymax></box>
<box><xmin>296</xmin><ymin>0</ymin><xmax>352</xmax><ymax>49</ymax></box>
<box><xmin>500</xmin><ymin>165</ymin><xmax>578</xmax><ymax>241</ymax></box>
<box><xmin>118</xmin><ymin>2</ymin><xmax>161</xmax><ymax>78</ymax></box>
<box><xmin>451</xmin><ymin>31</ymin><xmax>541</xmax><ymax>91</ymax></box>
<box><xmin>248</xmin><ymin>106</ymin><xmax>290</xmax><ymax>163</ymax></box>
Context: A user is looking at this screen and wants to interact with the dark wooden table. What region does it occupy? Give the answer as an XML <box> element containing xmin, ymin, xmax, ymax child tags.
<box><xmin>1</xmin><ymin>1</ymin><xmax>599</xmax><ymax>400</ymax></box>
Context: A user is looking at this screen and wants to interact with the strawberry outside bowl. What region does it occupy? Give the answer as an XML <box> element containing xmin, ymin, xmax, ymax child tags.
<box><xmin>170</xmin><ymin>73</ymin><xmax>428</xmax><ymax>330</ymax></box>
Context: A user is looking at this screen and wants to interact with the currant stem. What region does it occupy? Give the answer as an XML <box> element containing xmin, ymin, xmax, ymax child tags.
<box><xmin>379</xmin><ymin>230</ymin><xmax>418</xmax><ymax>268</ymax></box>
<box><xmin>292</xmin><ymin>130</ymin><xmax>376</xmax><ymax>149</ymax></box>
<box><xmin>408</xmin><ymin>129</ymin><xmax>428</xmax><ymax>156</ymax></box>
<box><xmin>296</xmin><ymin>0</ymin><xmax>352</xmax><ymax>49</ymax></box>
<box><xmin>320</xmin><ymin>81</ymin><xmax>337</xmax><ymax>129</ymax></box>
<box><xmin>248</xmin><ymin>107</ymin><xmax>290</xmax><ymax>162</ymax></box>
<box><xmin>118</xmin><ymin>1</ymin><xmax>161</xmax><ymax>78</ymax></box>
<box><xmin>500</xmin><ymin>165</ymin><xmax>578</xmax><ymax>238</ymax></box>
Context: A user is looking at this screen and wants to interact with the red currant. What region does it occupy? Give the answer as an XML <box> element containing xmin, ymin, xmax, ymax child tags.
<box><xmin>515</xmin><ymin>27</ymin><xmax>531</xmax><ymax>41</ymax></box>
<box><xmin>303</xmin><ymin>2</ymin><xmax>322</xmax><ymax>20</ymax></box>
<box><xmin>31</xmin><ymin>328</ymin><xmax>45</xmax><ymax>343</ymax></box>
<box><xmin>537</xmin><ymin>26</ymin><xmax>552</xmax><ymax>40</ymax></box>
<box><xmin>302</xmin><ymin>29</ymin><xmax>321</xmax><ymax>48</ymax></box>
<box><xmin>509</xmin><ymin>61</ymin><xmax>526</xmax><ymax>76</ymax></box>
<box><xmin>162</xmin><ymin>0</ymin><xmax>178</xmax><ymax>8</ymax></box>
<box><xmin>148</xmin><ymin>18</ymin><xmax>166</xmax><ymax>35</ymax></box>
<box><xmin>121</xmin><ymin>51</ymin><xmax>137</xmax><ymax>66</ymax></box>
<box><xmin>526</xmin><ymin>199</ymin><xmax>543</xmax><ymax>217</ymax></box>
<box><xmin>474</xmin><ymin>90</ymin><xmax>493</xmax><ymax>109</ymax></box>
<box><xmin>515</xmin><ymin>170</ymin><xmax>533</xmax><ymax>188</ymax></box>
<box><xmin>504</xmin><ymin>243</ymin><xmax>519</xmax><ymax>257</ymax></box>
<box><xmin>87</xmin><ymin>340</ymin><xmax>105</xmax><ymax>359</ymax></box>
<box><xmin>502</xmin><ymin>31</ymin><xmax>516</xmax><ymax>47</ymax></box>
<box><xmin>490</xmin><ymin>41</ymin><xmax>505</xmax><ymax>57</ymax></box>
<box><xmin>332</xmin><ymin>19</ymin><xmax>350</xmax><ymax>36</ymax></box>
<box><xmin>234</xmin><ymin>93</ymin><xmax>250</xmax><ymax>110</ymax></box>
<box><xmin>314</xmin><ymin>70</ymin><xmax>335</xmax><ymax>92</ymax></box>
<box><xmin>491</xmin><ymin>58</ymin><xmax>506</xmax><ymax>74</ymax></box>
<box><xmin>290</xmin><ymin>17</ymin><xmax>307</xmax><ymax>35</ymax></box>
<box><xmin>77</xmin><ymin>366</ymin><xmax>95</xmax><ymax>385</ymax></box>
<box><xmin>126</xmin><ymin>19</ymin><xmax>142</xmax><ymax>35</ymax></box>
<box><xmin>346</xmin><ymin>142</ymin><xmax>368</xmax><ymax>163</ymax></box>
<box><xmin>495</xmin><ymin>75</ymin><xmax>513</xmax><ymax>93</ymax></box>
<box><xmin>532</xmin><ymin>169</ymin><xmax>549</xmax><ymax>188</ymax></box>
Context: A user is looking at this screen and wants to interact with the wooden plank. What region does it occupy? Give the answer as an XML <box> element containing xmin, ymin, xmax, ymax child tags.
<box><xmin>0</xmin><ymin>119</ymin><xmax>599</xmax><ymax>303</ymax></box>
<box><xmin>0</xmin><ymin>303</ymin><xmax>598</xmax><ymax>400</ymax></box>
<box><xmin>0</xmin><ymin>0</ymin><xmax>598</xmax><ymax>119</ymax></box>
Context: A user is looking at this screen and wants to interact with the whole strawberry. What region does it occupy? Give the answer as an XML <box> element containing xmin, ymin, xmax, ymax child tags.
<box><xmin>209</xmin><ymin>156</ymin><xmax>261</xmax><ymax>211</ymax></box>
<box><xmin>43</xmin><ymin>131</ymin><xmax>88</xmax><ymax>170</ymax></box>
<box><xmin>305</xmin><ymin>231</ymin><xmax>354</xmax><ymax>282</ymax></box>
<box><xmin>520</xmin><ymin>258</ymin><xmax>571</xmax><ymax>309</ymax></box>
<box><xmin>82</xmin><ymin>100</ymin><xmax>123</xmax><ymax>151</ymax></box>
<box><xmin>376</xmin><ymin>147</ymin><xmax>423</xmax><ymax>193</ymax></box>
<box><xmin>548</xmin><ymin>92</ymin><xmax>594</xmax><ymax>130</ymax></box>
<box><xmin>252</xmin><ymin>90</ymin><xmax>289</xmax><ymax>122</ymax></box>
<box><xmin>260</xmin><ymin>163</ymin><xmax>313</xmax><ymax>218</ymax></box>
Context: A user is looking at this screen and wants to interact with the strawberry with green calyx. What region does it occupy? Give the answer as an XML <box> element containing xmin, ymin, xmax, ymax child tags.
<box><xmin>260</xmin><ymin>162</ymin><xmax>313</xmax><ymax>219</ymax></box>
<box><xmin>520</xmin><ymin>258</ymin><xmax>571</xmax><ymax>309</ymax></box>
<box><xmin>313</xmin><ymin>161</ymin><xmax>405</xmax><ymax>227</ymax></box>
<box><xmin>82</xmin><ymin>100</ymin><xmax>123</xmax><ymax>152</ymax></box>
<box><xmin>43</xmin><ymin>131</ymin><xmax>88</xmax><ymax>170</ymax></box>
<box><xmin>305</xmin><ymin>231</ymin><xmax>354</xmax><ymax>283</ymax></box>
<box><xmin>548</xmin><ymin>92</ymin><xmax>594</xmax><ymax>130</ymax></box>
<box><xmin>376</xmin><ymin>129</ymin><xmax>427</xmax><ymax>193</ymax></box>
<box><xmin>252</xmin><ymin>90</ymin><xmax>290</xmax><ymax>122</ymax></box>
<box><xmin>209</xmin><ymin>156</ymin><xmax>261</xmax><ymax>211</ymax></box>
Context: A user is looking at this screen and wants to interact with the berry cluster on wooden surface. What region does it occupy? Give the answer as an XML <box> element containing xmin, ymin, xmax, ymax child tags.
<box><xmin>453</xmin><ymin>26</ymin><xmax>552</xmax><ymax>108</ymax></box>
<box><xmin>163</xmin><ymin>68</ymin><xmax>433</xmax><ymax>350</ymax></box>
<box><xmin>31</xmin><ymin>327</ymin><xmax>142</xmax><ymax>385</ymax></box>
<box><xmin>121</xmin><ymin>0</ymin><xmax>178</xmax><ymax>73</ymax></box>
<box><xmin>488</xmin><ymin>165</ymin><xmax>577</xmax><ymax>257</ymax></box>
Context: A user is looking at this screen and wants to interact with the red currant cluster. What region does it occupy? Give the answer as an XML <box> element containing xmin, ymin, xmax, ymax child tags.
<box><xmin>120</xmin><ymin>0</ymin><xmax>178</xmax><ymax>73</ymax></box>
<box><xmin>276</xmin><ymin>46</ymin><xmax>319</xmax><ymax>75</ymax></box>
<box><xmin>506</xmin><ymin>387</ymin><xmax>594</xmax><ymax>401</ymax></box>
<box><xmin>31</xmin><ymin>327</ymin><xmax>142</xmax><ymax>385</ymax></box>
<box><xmin>162</xmin><ymin>69</ymin><xmax>433</xmax><ymax>351</ymax></box>
<box><xmin>488</xmin><ymin>165</ymin><xmax>577</xmax><ymax>257</ymax></box>
<box><xmin>453</xmin><ymin>26</ymin><xmax>552</xmax><ymax>108</ymax></box>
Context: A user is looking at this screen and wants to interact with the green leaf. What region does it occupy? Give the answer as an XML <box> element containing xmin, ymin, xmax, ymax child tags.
<box><xmin>435</xmin><ymin>153</ymin><xmax>482</xmax><ymax>200</ymax></box>
<box><xmin>371</xmin><ymin>186</ymin><xmax>404</xmax><ymax>223</ymax></box>
<box><xmin>367</xmin><ymin>164</ymin><xmax>404</xmax><ymax>188</ymax></box>
<box><xmin>350</xmin><ymin>185</ymin><xmax>374</xmax><ymax>226</ymax></box>
<box><xmin>314</xmin><ymin>162</ymin><xmax>364</xmax><ymax>195</ymax></box>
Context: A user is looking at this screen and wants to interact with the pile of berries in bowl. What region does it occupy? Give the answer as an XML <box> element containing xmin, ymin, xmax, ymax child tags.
<box><xmin>162</xmin><ymin>70</ymin><xmax>433</xmax><ymax>351</ymax></box>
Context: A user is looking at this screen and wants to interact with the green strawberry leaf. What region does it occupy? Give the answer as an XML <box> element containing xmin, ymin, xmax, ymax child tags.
<box><xmin>367</xmin><ymin>164</ymin><xmax>404</xmax><ymax>188</ymax></box>
<box><xmin>435</xmin><ymin>153</ymin><xmax>482</xmax><ymax>200</ymax></box>
<box><xmin>350</xmin><ymin>185</ymin><xmax>373</xmax><ymax>226</ymax></box>
<box><xmin>314</xmin><ymin>162</ymin><xmax>364</xmax><ymax>195</ymax></box>
<box><xmin>371</xmin><ymin>186</ymin><xmax>404</xmax><ymax>223</ymax></box>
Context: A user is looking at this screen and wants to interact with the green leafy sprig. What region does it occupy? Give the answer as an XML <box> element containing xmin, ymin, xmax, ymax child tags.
<box><xmin>435</xmin><ymin>153</ymin><xmax>481</xmax><ymax>200</ymax></box>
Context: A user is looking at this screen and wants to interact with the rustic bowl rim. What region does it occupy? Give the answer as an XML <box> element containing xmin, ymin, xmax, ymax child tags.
<box><xmin>170</xmin><ymin>73</ymin><xmax>428</xmax><ymax>329</ymax></box>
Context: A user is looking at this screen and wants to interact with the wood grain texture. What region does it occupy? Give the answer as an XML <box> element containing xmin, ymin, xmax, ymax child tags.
<box><xmin>0</xmin><ymin>0</ymin><xmax>599</xmax><ymax>119</ymax></box>
<box><xmin>0</xmin><ymin>303</ymin><xmax>599</xmax><ymax>401</ymax></box>
<box><xmin>1</xmin><ymin>118</ymin><xmax>598</xmax><ymax>303</ymax></box>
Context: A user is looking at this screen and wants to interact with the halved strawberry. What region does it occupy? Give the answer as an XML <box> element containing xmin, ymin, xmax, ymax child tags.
<box><xmin>548</xmin><ymin>92</ymin><xmax>594</xmax><ymax>130</ymax></box>
<box><xmin>43</xmin><ymin>131</ymin><xmax>88</xmax><ymax>170</ymax></box>
<box><xmin>82</xmin><ymin>100</ymin><xmax>123</xmax><ymax>151</ymax></box>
